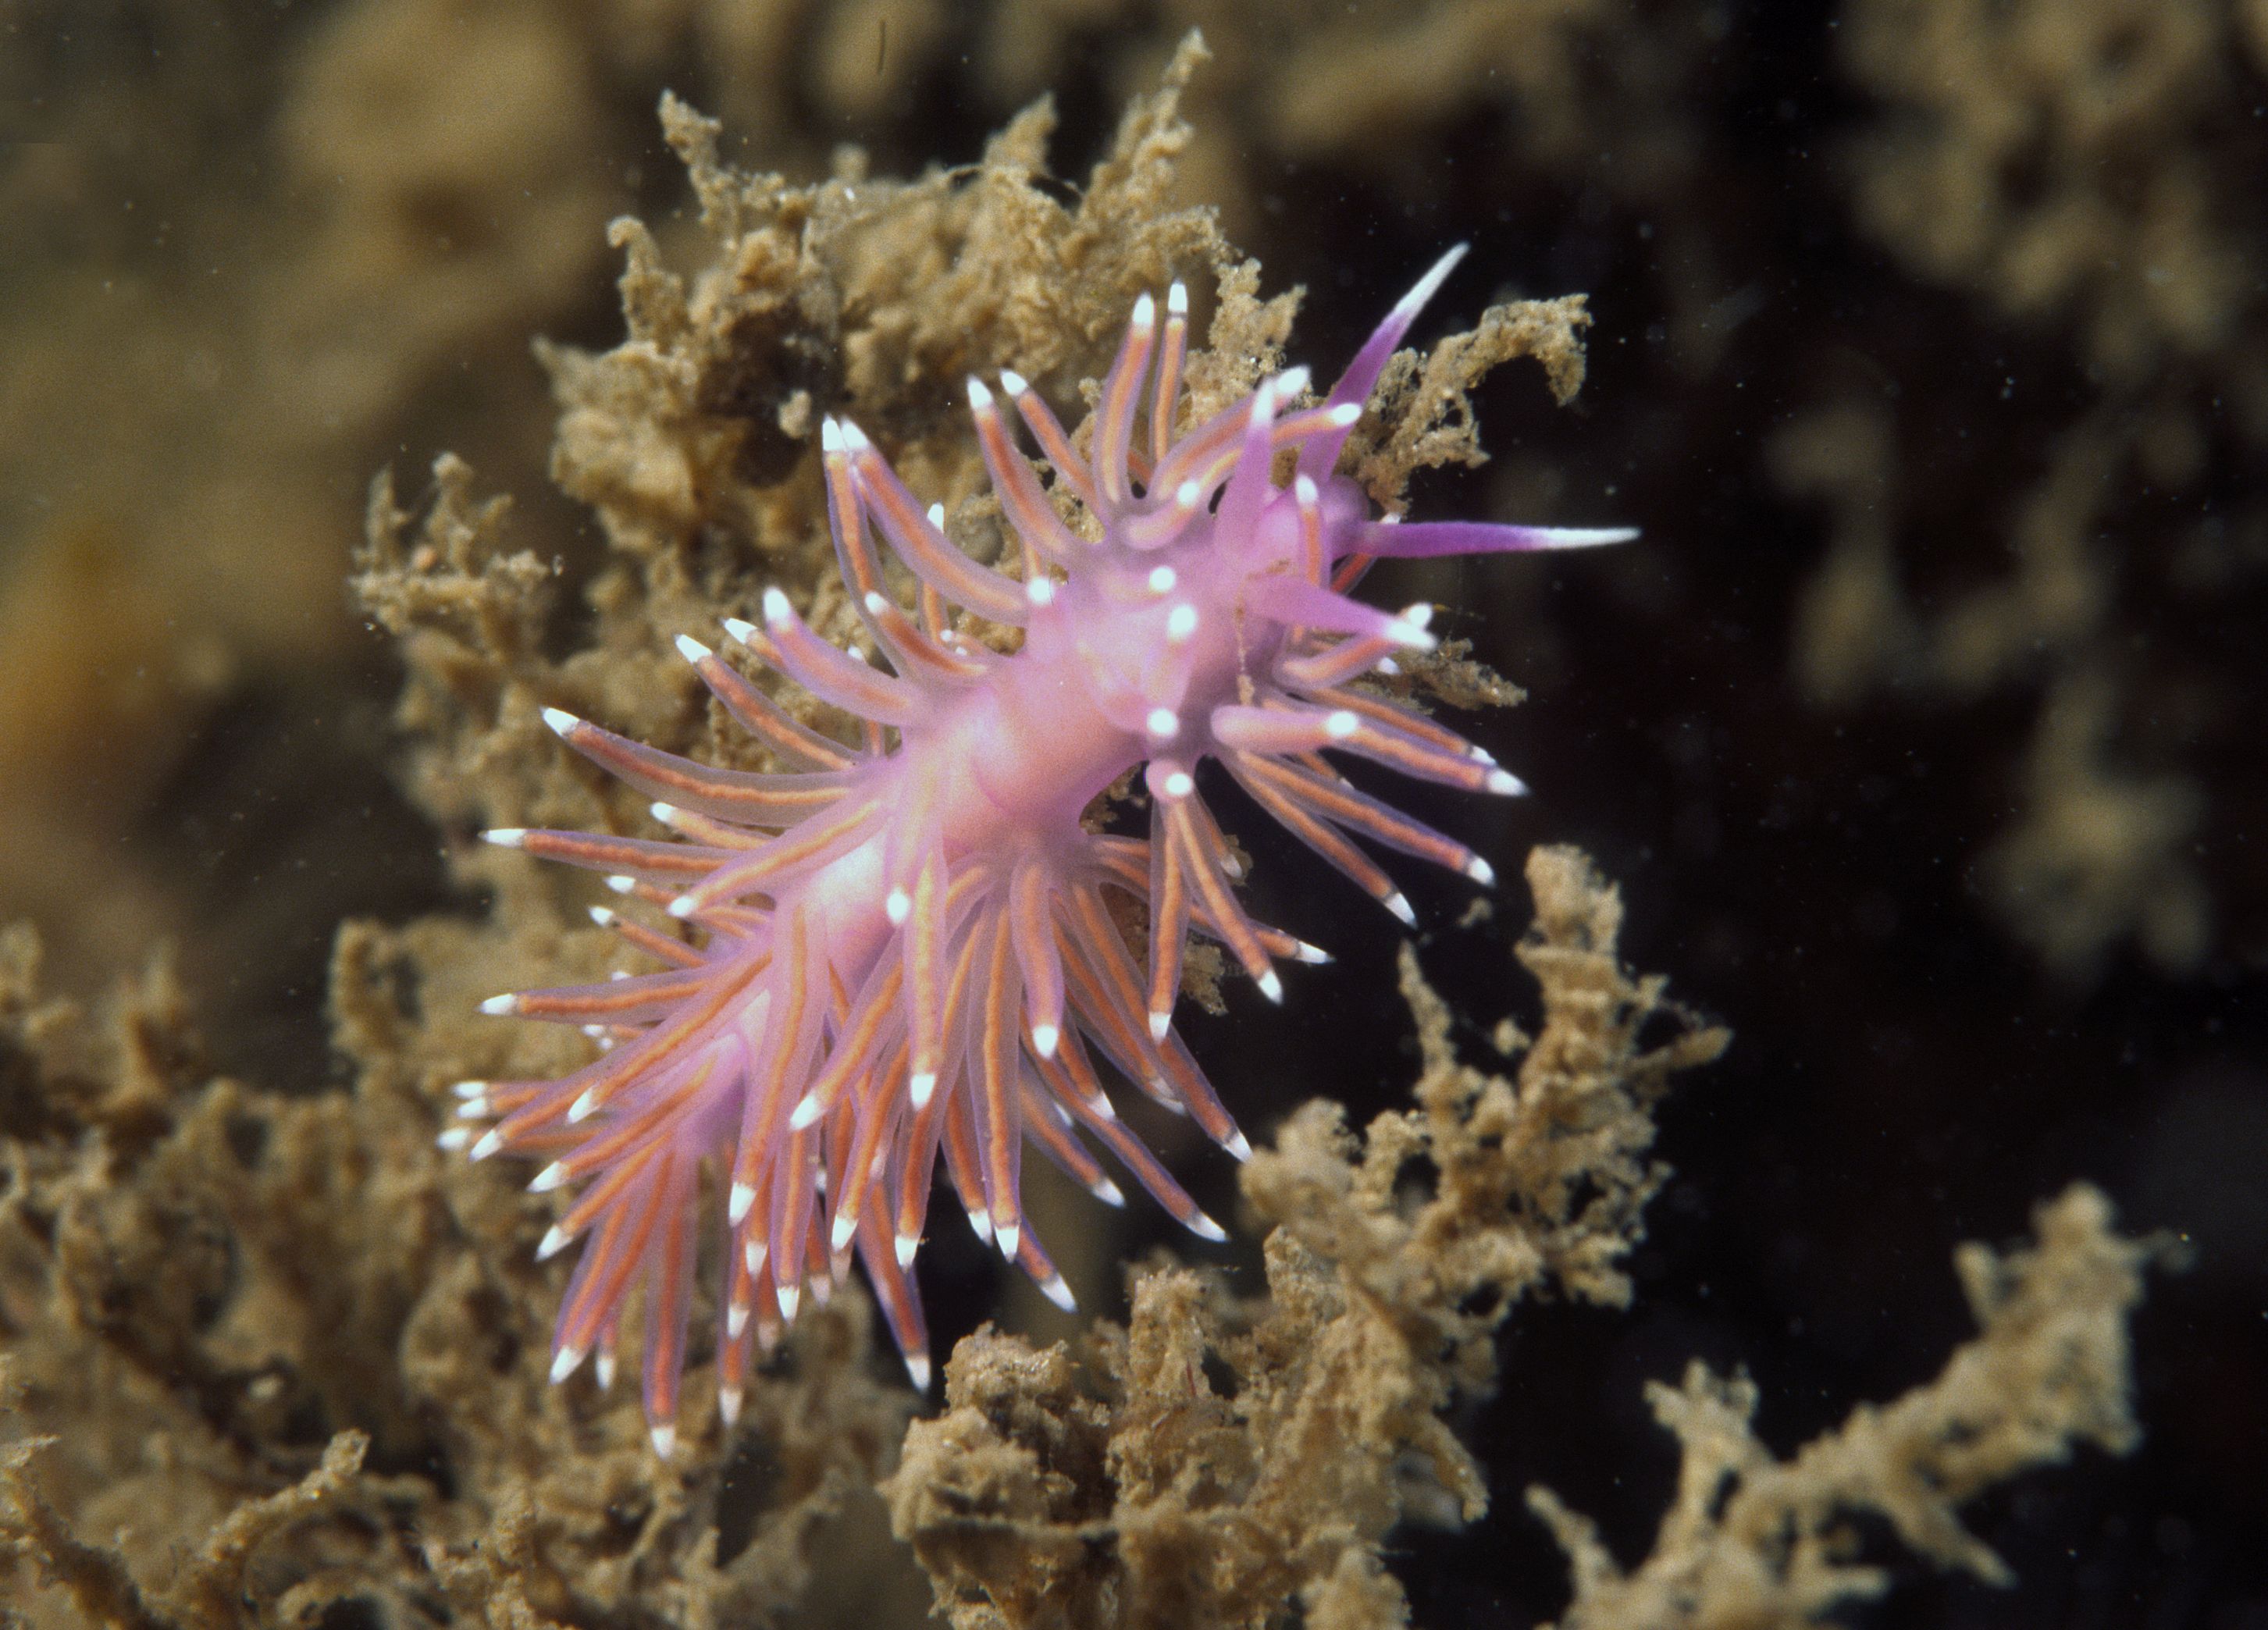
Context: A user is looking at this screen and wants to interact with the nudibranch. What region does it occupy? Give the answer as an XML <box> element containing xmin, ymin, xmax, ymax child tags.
<box><xmin>441</xmin><ymin>246</ymin><xmax>1632</xmax><ymax>1455</ymax></box>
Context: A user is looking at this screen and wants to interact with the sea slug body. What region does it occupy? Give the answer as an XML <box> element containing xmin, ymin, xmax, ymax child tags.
<box><xmin>446</xmin><ymin>246</ymin><xmax>1632</xmax><ymax>1454</ymax></box>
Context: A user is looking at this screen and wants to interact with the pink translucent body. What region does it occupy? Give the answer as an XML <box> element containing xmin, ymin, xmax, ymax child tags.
<box><xmin>448</xmin><ymin>247</ymin><xmax>1632</xmax><ymax>1452</ymax></box>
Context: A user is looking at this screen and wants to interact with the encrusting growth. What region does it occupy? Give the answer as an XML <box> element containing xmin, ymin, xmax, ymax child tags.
<box><xmin>442</xmin><ymin>245</ymin><xmax>1633</xmax><ymax>1454</ymax></box>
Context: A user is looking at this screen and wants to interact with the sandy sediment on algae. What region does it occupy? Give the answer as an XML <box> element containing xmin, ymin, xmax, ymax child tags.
<box><xmin>0</xmin><ymin>12</ymin><xmax>2199</xmax><ymax>1629</ymax></box>
<box><xmin>1</xmin><ymin>828</ymin><xmax>2155</xmax><ymax>1627</ymax></box>
<box><xmin>885</xmin><ymin>851</ymin><xmax>2152</xmax><ymax>1630</ymax></box>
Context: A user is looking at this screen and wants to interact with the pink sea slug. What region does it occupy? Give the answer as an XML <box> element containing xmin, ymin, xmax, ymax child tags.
<box><xmin>443</xmin><ymin>246</ymin><xmax>1631</xmax><ymax>1455</ymax></box>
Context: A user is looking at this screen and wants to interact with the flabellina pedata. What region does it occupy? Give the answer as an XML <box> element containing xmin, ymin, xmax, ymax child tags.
<box><xmin>440</xmin><ymin>245</ymin><xmax>1633</xmax><ymax>1457</ymax></box>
